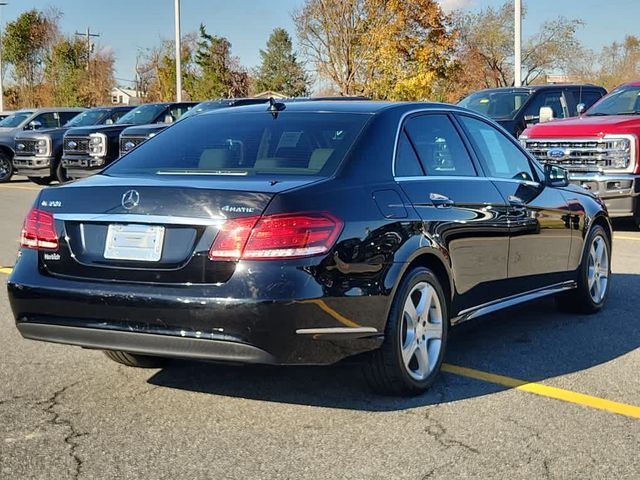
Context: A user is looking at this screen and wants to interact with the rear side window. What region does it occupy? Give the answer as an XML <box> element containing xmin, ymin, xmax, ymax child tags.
<box><xmin>459</xmin><ymin>115</ymin><xmax>536</xmax><ymax>182</ymax></box>
<box><xmin>404</xmin><ymin>114</ymin><xmax>476</xmax><ymax>176</ymax></box>
<box><xmin>395</xmin><ymin>131</ymin><xmax>424</xmax><ymax>177</ymax></box>
<box><xmin>105</xmin><ymin>112</ymin><xmax>370</xmax><ymax>177</ymax></box>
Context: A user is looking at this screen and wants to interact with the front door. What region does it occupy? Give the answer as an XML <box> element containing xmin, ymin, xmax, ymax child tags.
<box><xmin>395</xmin><ymin>112</ymin><xmax>511</xmax><ymax>313</ymax></box>
<box><xmin>456</xmin><ymin>114</ymin><xmax>573</xmax><ymax>292</ymax></box>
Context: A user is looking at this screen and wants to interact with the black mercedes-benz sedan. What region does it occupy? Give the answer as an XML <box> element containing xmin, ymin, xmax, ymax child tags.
<box><xmin>8</xmin><ymin>101</ymin><xmax>612</xmax><ymax>395</ymax></box>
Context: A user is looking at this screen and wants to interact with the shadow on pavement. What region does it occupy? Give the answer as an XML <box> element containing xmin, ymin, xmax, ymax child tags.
<box><xmin>611</xmin><ymin>218</ymin><xmax>638</xmax><ymax>232</ymax></box>
<box><xmin>147</xmin><ymin>273</ymin><xmax>640</xmax><ymax>411</ymax></box>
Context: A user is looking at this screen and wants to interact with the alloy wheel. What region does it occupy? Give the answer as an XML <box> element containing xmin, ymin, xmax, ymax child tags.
<box><xmin>400</xmin><ymin>282</ymin><xmax>443</xmax><ymax>381</ymax></box>
<box><xmin>587</xmin><ymin>234</ymin><xmax>609</xmax><ymax>303</ymax></box>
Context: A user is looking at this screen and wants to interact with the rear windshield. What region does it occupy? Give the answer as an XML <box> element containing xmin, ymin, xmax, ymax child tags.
<box><xmin>458</xmin><ymin>91</ymin><xmax>531</xmax><ymax>120</ymax></box>
<box><xmin>105</xmin><ymin>111</ymin><xmax>370</xmax><ymax>177</ymax></box>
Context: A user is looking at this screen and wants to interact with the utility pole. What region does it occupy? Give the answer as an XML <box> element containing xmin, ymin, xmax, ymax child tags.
<box><xmin>0</xmin><ymin>2</ymin><xmax>8</xmax><ymax>112</ymax></box>
<box><xmin>174</xmin><ymin>0</ymin><xmax>182</xmax><ymax>101</ymax></box>
<box><xmin>514</xmin><ymin>0</ymin><xmax>522</xmax><ymax>87</ymax></box>
<box><xmin>75</xmin><ymin>27</ymin><xmax>100</xmax><ymax>72</ymax></box>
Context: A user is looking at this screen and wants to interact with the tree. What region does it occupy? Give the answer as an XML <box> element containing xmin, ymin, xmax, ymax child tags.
<box><xmin>294</xmin><ymin>0</ymin><xmax>376</xmax><ymax>95</ymax></box>
<box><xmin>364</xmin><ymin>0</ymin><xmax>457</xmax><ymax>100</ymax></box>
<box><xmin>2</xmin><ymin>9</ymin><xmax>59</xmax><ymax>106</ymax></box>
<box><xmin>253</xmin><ymin>28</ymin><xmax>309</xmax><ymax>96</ymax></box>
<box><xmin>192</xmin><ymin>24</ymin><xmax>249</xmax><ymax>98</ymax></box>
<box><xmin>42</xmin><ymin>37</ymin><xmax>87</xmax><ymax>106</ymax></box>
<box><xmin>597</xmin><ymin>35</ymin><xmax>640</xmax><ymax>90</ymax></box>
<box><xmin>448</xmin><ymin>1</ymin><xmax>585</xmax><ymax>99</ymax></box>
<box><xmin>293</xmin><ymin>0</ymin><xmax>456</xmax><ymax>99</ymax></box>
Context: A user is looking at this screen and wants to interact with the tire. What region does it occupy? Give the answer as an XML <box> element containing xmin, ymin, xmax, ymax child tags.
<box><xmin>363</xmin><ymin>267</ymin><xmax>449</xmax><ymax>395</ymax></box>
<box><xmin>0</xmin><ymin>152</ymin><xmax>14</xmax><ymax>183</ymax></box>
<box><xmin>28</xmin><ymin>176</ymin><xmax>53</xmax><ymax>185</ymax></box>
<box><xmin>556</xmin><ymin>224</ymin><xmax>611</xmax><ymax>314</ymax></box>
<box><xmin>103</xmin><ymin>350</ymin><xmax>168</xmax><ymax>368</ymax></box>
<box><xmin>55</xmin><ymin>160</ymin><xmax>70</xmax><ymax>183</ymax></box>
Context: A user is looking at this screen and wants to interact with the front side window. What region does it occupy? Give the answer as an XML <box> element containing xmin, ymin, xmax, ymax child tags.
<box><xmin>459</xmin><ymin>115</ymin><xmax>536</xmax><ymax>182</ymax></box>
<box><xmin>523</xmin><ymin>91</ymin><xmax>568</xmax><ymax>123</ymax></box>
<box><xmin>586</xmin><ymin>84</ymin><xmax>640</xmax><ymax>116</ymax></box>
<box><xmin>116</xmin><ymin>104</ymin><xmax>167</xmax><ymax>125</ymax></box>
<box><xmin>105</xmin><ymin>112</ymin><xmax>370</xmax><ymax>177</ymax></box>
<box><xmin>33</xmin><ymin>112</ymin><xmax>59</xmax><ymax>129</ymax></box>
<box><xmin>404</xmin><ymin>114</ymin><xmax>476</xmax><ymax>177</ymax></box>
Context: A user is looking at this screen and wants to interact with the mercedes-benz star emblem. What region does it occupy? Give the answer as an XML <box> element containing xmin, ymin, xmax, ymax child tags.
<box><xmin>121</xmin><ymin>190</ymin><xmax>140</xmax><ymax>210</ymax></box>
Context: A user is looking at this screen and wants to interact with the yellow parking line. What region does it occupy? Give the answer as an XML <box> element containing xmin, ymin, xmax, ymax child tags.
<box><xmin>614</xmin><ymin>235</ymin><xmax>640</xmax><ymax>241</ymax></box>
<box><xmin>442</xmin><ymin>363</ymin><xmax>640</xmax><ymax>419</ymax></box>
<box><xmin>0</xmin><ymin>267</ymin><xmax>12</xmax><ymax>274</ymax></box>
<box><xmin>298</xmin><ymin>299</ymin><xmax>362</xmax><ymax>328</ymax></box>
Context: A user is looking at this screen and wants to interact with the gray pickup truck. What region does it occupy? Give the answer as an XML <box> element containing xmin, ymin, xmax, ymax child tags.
<box><xmin>0</xmin><ymin>108</ymin><xmax>85</xmax><ymax>183</ymax></box>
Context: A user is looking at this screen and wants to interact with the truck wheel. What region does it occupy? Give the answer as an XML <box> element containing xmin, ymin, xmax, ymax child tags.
<box><xmin>103</xmin><ymin>350</ymin><xmax>168</xmax><ymax>368</ymax></box>
<box><xmin>55</xmin><ymin>161</ymin><xmax>70</xmax><ymax>183</ymax></box>
<box><xmin>363</xmin><ymin>267</ymin><xmax>448</xmax><ymax>395</ymax></box>
<box><xmin>0</xmin><ymin>152</ymin><xmax>14</xmax><ymax>183</ymax></box>
<box><xmin>556</xmin><ymin>224</ymin><xmax>611</xmax><ymax>313</ymax></box>
<box><xmin>28</xmin><ymin>176</ymin><xmax>53</xmax><ymax>185</ymax></box>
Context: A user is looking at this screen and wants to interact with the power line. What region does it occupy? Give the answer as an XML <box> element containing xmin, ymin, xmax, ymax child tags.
<box><xmin>75</xmin><ymin>27</ymin><xmax>100</xmax><ymax>71</ymax></box>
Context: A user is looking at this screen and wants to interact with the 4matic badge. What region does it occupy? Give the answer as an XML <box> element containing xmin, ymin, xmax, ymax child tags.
<box><xmin>222</xmin><ymin>205</ymin><xmax>256</xmax><ymax>213</ymax></box>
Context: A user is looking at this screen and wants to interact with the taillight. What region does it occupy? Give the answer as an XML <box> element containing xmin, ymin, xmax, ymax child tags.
<box><xmin>209</xmin><ymin>212</ymin><xmax>343</xmax><ymax>261</ymax></box>
<box><xmin>20</xmin><ymin>208</ymin><xmax>59</xmax><ymax>250</ymax></box>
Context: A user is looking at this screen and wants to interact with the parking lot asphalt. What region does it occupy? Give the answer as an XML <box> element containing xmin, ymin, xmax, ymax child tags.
<box><xmin>0</xmin><ymin>179</ymin><xmax>638</xmax><ymax>479</ymax></box>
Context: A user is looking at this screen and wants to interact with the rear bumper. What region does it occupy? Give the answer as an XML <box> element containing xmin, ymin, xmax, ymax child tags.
<box><xmin>7</xmin><ymin>251</ymin><xmax>387</xmax><ymax>365</ymax></box>
<box><xmin>568</xmin><ymin>172</ymin><xmax>640</xmax><ymax>217</ymax></box>
<box><xmin>13</xmin><ymin>155</ymin><xmax>54</xmax><ymax>177</ymax></box>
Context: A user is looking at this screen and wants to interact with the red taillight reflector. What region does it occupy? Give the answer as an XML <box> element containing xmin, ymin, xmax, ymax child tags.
<box><xmin>20</xmin><ymin>208</ymin><xmax>59</xmax><ymax>251</ymax></box>
<box><xmin>209</xmin><ymin>212</ymin><xmax>343</xmax><ymax>261</ymax></box>
<box><xmin>208</xmin><ymin>216</ymin><xmax>260</xmax><ymax>261</ymax></box>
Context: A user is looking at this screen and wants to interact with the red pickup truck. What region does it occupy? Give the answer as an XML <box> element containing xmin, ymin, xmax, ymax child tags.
<box><xmin>520</xmin><ymin>81</ymin><xmax>640</xmax><ymax>227</ymax></box>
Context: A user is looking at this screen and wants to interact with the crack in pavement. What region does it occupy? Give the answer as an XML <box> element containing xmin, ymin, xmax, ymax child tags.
<box><xmin>37</xmin><ymin>382</ymin><xmax>87</xmax><ymax>480</ymax></box>
<box><xmin>505</xmin><ymin>417</ymin><xmax>553</xmax><ymax>479</ymax></box>
<box><xmin>423</xmin><ymin>409</ymin><xmax>480</xmax><ymax>455</ymax></box>
<box><xmin>0</xmin><ymin>395</ymin><xmax>26</xmax><ymax>406</ymax></box>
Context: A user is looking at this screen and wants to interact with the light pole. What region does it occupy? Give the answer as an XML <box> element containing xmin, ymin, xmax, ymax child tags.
<box><xmin>174</xmin><ymin>0</ymin><xmax>182</xmax><ymax>102</ymax></box>
<box><xmin>514</xmin><ymin>0</ymin><xmax>522</xmax><ymax>87</ymax></box>
<box><xmin>0</xmin><ymin>2</ymin><xmax>7</xmax><ymax>112</ymax></box>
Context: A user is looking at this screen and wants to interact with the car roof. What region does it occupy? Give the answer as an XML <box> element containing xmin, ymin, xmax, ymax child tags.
<box><xmin>469</xmin><ymin>84</ymin><xmax>604</xmax><ymax>95</ymax></box>
<box><xmin>201</xmin><ymin>100</ymin><xmax>468</xmax><ymax>116</ymax></box>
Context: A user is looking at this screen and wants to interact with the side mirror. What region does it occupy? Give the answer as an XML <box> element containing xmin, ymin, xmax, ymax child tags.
<box><xmin>544</xmin><ymin>163</ymin><xmax>569</xmax><ymax>188</ymax></box>
<box><xmin>576</xmin><ymin>103</ymin><xmax>586</xmax><ymax>115</ymax></box>
<box><xmin>26</xmin><ymin>120</ymin><xmax>43</xmax><ymax>130</ymax></box>
<box><xmin>163</xmin><ymin>114</ymin><xmax>174</xmax><ymax>124</ymax></box>
<box><xmin>105</xmin><ymin>118</ymin><xmax>114</xmax><ymax>125</ymax></box>
<box><xmin>538</xmin><ymin>106</ymin><xmax>554</xmax><ymax>123</ymax></box>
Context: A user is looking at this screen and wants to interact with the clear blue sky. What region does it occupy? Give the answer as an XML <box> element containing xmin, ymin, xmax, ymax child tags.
<box><xmin>3</xmin><ymin>0</ymin><xmax>639</xmax><ymax>88</ymax></box>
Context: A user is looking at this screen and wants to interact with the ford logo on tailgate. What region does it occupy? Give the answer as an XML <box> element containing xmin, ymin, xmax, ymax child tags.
<box><xmin>547</xmin><ymin>147</ymin><xmax>569</xmax><ymax>160</ymax></box>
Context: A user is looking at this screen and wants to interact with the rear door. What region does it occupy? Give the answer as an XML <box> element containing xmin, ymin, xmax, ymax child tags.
<box><xmin>395</xmin><ymin>112</ymin><xmax>511</xmax><ymax>312</ymax></box>
<box><xmin>456</xmin><ymin>114</ymin><xmax>573</xmax><ymax>291</ymax></box>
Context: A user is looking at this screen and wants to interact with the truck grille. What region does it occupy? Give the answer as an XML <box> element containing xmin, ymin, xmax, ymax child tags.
<box><xmin>119</xmin><ymin>136</ymin><xmax>148</xmax><ymax>156</ymax></box>
<box><xmin>64</xmin><ymin>136</ymin><xmax>90</xmax><ymax>155</ymax></box>
<box><xmin>524</xmin><ymin>137</ymin><xmax>633</xmax><ymax>172</ymax></box>
<box><xmin>15</xmin><ymin>139</ymin><xmax>37</xmax><ymax>154</ymax></box>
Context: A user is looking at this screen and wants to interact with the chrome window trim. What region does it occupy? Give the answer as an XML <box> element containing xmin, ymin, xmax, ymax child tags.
<box><xmin>394</xmin><ymin>175</ymin><xmax>540</xmax><ymax>188</ymax></box>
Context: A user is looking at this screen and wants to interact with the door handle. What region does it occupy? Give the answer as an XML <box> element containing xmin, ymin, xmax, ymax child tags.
<box><xmin>429</xmin><ymin>192</ymin><xmax>455</xmax><ymax>208</ymax></box>
<box><xmin>508</xmin><ymin>195</ymin><xmax>525</xmax><ymax>207</ymax></box>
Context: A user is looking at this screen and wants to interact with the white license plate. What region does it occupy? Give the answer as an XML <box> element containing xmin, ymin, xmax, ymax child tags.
<box><xmin>104</xmin><ymin>224</ymin><xmax>165</xmax><ymax>262</ymax></box>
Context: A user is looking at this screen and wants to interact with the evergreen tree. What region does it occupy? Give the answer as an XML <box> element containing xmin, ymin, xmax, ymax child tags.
<box><xmin>254</xmin><ymin>28</ymin><xmax>309</xmax><ymax>97</ymax></box>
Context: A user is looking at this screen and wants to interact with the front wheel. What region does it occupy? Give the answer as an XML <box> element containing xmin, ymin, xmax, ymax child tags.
<box><xmin>55</xmin><ymin>160</ymin><xmax>70</xmax><ymax>183</ymax></box>
<box><xmin>364</xmin><ymin>267</ymin><xmax>448</xmax><ymax>395</ymax></box>
<box><xmin>0</xmin><ymin>152</ymin><xmax>14</xmax><ymax>183</ymax></box>
<box><xmin>103</xmin><ymin>350</ymin><xmax>168</xmax><ymax>368</ymax></box>
<box><xmin>556</xmin><ymin>224</ymin><xmax>611</xmax><ymax>313</ymax></box>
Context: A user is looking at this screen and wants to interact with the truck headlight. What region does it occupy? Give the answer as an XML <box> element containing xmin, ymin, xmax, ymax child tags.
<box><xmin>605</xmin><ymin>136</ymin><xmax>631</xmax><ymax>169</ymax></box>
<box><xmin>89</xmin><ymin>133</ymin><xmax>107</xmax><ymax>157</ymax></box>
<box><xmin>518</xmin><ymin>134</ymin><xmax>528</xmax><ymax>148</ymax></box>
<box><xmin>35</xmin><ymin>138</ymin><xmax>51</xmax><ymax>157</ymax></box>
